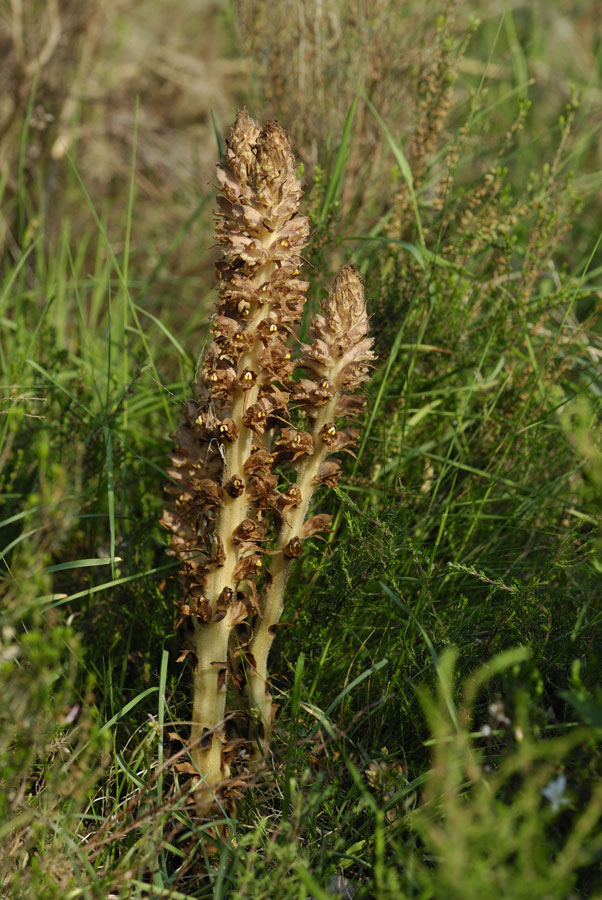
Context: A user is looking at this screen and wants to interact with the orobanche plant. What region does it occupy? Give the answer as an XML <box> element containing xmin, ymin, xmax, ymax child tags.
<box><xmin>161</xmin><ymin>109</ymin><xmax>374</xmax><ymax>816</ymax></box>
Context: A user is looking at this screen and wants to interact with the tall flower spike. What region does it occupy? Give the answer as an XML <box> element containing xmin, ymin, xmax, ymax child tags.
<box><xmin>246</xmin><ymin>264</ymin><xmax>375</xmax><ymax>753</ymax></box>
<box><xmin>161</xmin><ymin>109</ymin><xmax>310</xmax><ymax>816</ymax></box>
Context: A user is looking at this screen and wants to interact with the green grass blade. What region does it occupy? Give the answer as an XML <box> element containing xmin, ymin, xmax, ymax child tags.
<box><xmin>40</xmin><ymin>557</ymin><xmax>121</xmax><ymax>574</ymax></box>
<box><xmin>211</xmin><ymin>108</ymin><xmax>225</xmax><ymax>158</ymax></box>
<box><xmin>133</xmin><ymin>303</ymin><xmax>193</xmax><ymax>367</ymax></box>
<box><xmin>37</xmin><ymin>561</ymin><xmax>179</xmax><ymax>608</ymax></box>
<box><xmin>157</xmin><ymin>648</ymin><xmax>169</xmax><ymax>804</ymax></box>
<box><xmin>103</xmin><ymin>425</ymin><xmax>116</xmax><ymax>579</ymax></box>
<box><xmin>320</xmin><ymin>92</ymin><xmax>359</xmax><ymax>223</ymax></box>
<box><xmin>72</xmin><ymin>687</ymin><xmax>159</xmax><ymax>764</ymax></box>
<box><xmin>362</xmin><ymin>93</ymin><xmax>425</xmax><ymax>246</ymax></box>
<box><xmin>324</xmin><ymin>658</ymin><xmax>388</xmax><ymax>718</ymax></box>
<box><xmin>504</xmin><ymin>10</ymin><xmax>529</xmax><ymax>101</ymax></box>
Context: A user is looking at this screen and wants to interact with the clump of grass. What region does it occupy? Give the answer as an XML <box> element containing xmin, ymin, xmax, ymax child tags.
<box><xmin>0</xmin><ymin>437</ymin><xmax>101</xmax><ymax>898</ymax></box>
<box><xmin>392</xmin><ymin>649</ymin><xmax>602</xmax><ymax>899</ymax></box>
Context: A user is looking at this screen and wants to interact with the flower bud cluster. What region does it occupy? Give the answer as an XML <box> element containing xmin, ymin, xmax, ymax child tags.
<box><xmin>161</xmin><ymin>109</ymin><xmax>374</xmax><ymax>816</ymax></box>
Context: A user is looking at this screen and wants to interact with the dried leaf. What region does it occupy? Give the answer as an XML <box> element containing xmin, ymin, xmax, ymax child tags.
<box><xmin>175</xmin><ymin>761</ymin><xmax>199</xmax><ymax>775</ymax></box>
<box><xmin>228</xmin><ymin>600</ymin><xmax>249</xmax><ymax>626</ymax></box>
<box><xmin>301</xmin><ymin>514</ymin><xmax>333</xmax><ymax>538</ymax></box>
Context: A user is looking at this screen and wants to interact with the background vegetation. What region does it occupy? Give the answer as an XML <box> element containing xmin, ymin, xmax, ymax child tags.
<box><xmin>2</xmin><ymin>0</ymin><xmax>602</xmax><ymax>897</ymax></box>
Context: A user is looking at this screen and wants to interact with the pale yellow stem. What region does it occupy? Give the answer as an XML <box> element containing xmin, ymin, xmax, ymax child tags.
<box><xmin>190</xmin><ymin>617</ymin><xmax>230</xmax><ymax>813</ymax></box>
<box><xmin>247</xmin><ymin>355</ymin><xmax>348</xmax><ymax>745</ymax></box>
<box><xmin>190</xmin><ymin>254</ymin><xmax>276</xmax><ymax>803</ymax></box>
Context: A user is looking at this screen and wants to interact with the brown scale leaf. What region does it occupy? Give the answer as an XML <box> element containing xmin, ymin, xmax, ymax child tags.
<box><xmin>314</xmin><ymin>460</ymin><xmax>342</xmax><ymax>488</ymax></box>
<box><xmin>197</xmin><ymin>479</ymin><xmax>225</xmax><ymax>507</ymax></box>
<box><xmin>290</xmin><ymin>377</ymin><xmax>336</xmax><ymax>408</ymax></box>
<box><xmin>222</xmin><ymin>232</ymin><xmax>271</xmax><ymax>267</ymax></box>
<box><xmin>243</xmin><ymin>448</ymin><xmax>274</xmax><ymax>476</ymax></box>
<box><xmin>256</xmin><ymin>317</ymin><xmax>281</xmax><ymax>341</ymax></box>
<box><xmin>237</xmin><ymin>583</ymin><xmax>261</xmax><ymax>617</ymax></box>
<box><xmin>301</xmin><ymin>514</ymin><xmax>334</xmax><ymax>539</ymax></box>
<box><xmin>232</xmin><ymin>519</ymin><xmax>266</xmax><ymax>544</ymax></box>
<box><xmin>275</xmin><ymin>483</ymin><xmax>303</xmax><ymax>517</ymax></box>
<box><xmin>160</xmin><ymin>509</ymin><xmax>194</xmax><ymax>541</ymax></box>
<box><xmin>233</xmin><ymin>554</ymin><xmax>263</xmax><ymax>581</ymax></box>
<box><xmin>335</xmin><ymin>394</ymin><xmax>367</xmax><ymax>417</ymax></box>
<box><xmin>327</xmin><ymin>427</ymin><xmax>359</xmax><ymax>454</ymax></box>
<box><xmin>283</xmin><ymin>537</ymin><xmax>303</xmax><ymax>559</ymax></box>
<box><xmin>301</xmin><ymin>337</ymin><xmax>333</xmax><ymax>373</ymax></box>
<box><xmin>257</xmin><ymin>340</ymin><xmax>295</xmax><ymax>379</ymax></box>
<box><xmin>228</xmin><ymin>600</ymin><xmax>250</xmax><ymax>627</ymax></box>
<box><xmin>216</xmin><ymin>419</ymin><xmax>239</xmax><ymax>443</ymax></box>
<box><xmin>266</xmin><ymin>216</ymin><xmax>310</xmax><ymax>258</ymax></box>
<box><xmin>246</xmin><ymin>474</ymin><xmax>280</xmax><ymax>511</ymax></box>
<box><xmin>241</xmin><ymin>399</ymin><xmax>271</xmax><ymax>435</ymax></box>
<box><xmin>204</xmin><ymin>365</ymin><xmax>239</xmax><ymax>396</ymax></box>
<box><xmin>273</xmin><ymin>427</ymin><xmax>314</xmax><ymax>462</ymax></box>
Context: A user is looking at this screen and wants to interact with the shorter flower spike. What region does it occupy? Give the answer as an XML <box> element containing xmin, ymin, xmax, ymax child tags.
<box><xmin>246</xmin><ymin>265</ymin><xmax>374</xmax><ymax>753</ymax></box>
